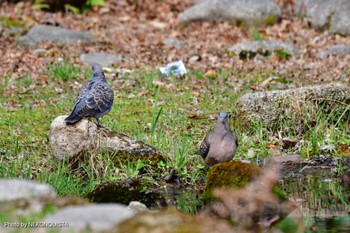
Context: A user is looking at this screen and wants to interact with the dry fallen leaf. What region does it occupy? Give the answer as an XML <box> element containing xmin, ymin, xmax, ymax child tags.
<box><xmin>267</xmin><ymin>144</ymin><xmax>281</xmax><ymax>153</ymax></box>
<box><xmin>204</xmin><ymin>69</ymin><xmax>218</xmax><ymax>77</ymax></box>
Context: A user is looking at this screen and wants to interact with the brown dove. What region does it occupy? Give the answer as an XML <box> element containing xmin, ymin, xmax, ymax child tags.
<box><xmin>198</xmin><ymin>111</ymin><xmax>238</xmax><ymax>165</ymax></box>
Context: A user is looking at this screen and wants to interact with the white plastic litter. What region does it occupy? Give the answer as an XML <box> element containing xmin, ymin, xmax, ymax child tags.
<box><xmin>159</xmin><ymin>60</ymin><xmax>187</xmax><ymax>76</ymax></box>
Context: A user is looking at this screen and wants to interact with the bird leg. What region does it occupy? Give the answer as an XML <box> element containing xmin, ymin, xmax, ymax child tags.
<box><xmin>96</xmin><ymin>118</ymin><xmax>102</xmax><ymax>128</ymax></box>
<box><xmin>95</xmin><ymin>118</ymin><xmax>107</xmax><ymax>129</ymax></box>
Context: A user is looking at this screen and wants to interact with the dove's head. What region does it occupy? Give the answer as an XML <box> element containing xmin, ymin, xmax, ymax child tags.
<box><xmin>218</xmin><ymin>111</ymin><xmax>228</xmax><ymax>123</ymax></box>
<box><xmin>92</xmin><ymin>63</ymin><xmax>103</xmax><ymax>73</ymax></box>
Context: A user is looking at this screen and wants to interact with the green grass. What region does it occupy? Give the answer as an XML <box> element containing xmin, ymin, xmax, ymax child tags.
<box><xmin>0</xmin><ymin>62</ymin><xmax>349</xmax><ymax>221</ymax></box>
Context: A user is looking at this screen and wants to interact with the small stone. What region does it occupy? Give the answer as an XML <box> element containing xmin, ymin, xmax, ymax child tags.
<box><xmin>163</xmin><ymin>38</ymin><xmax>185</xmax><ymax>48</ymax></box>
<box><xmin>188</xmin><ymin>55</ymin><xmax>201</xmax><ymax>63</ymax></box>
<box><xmin>281</xmin><ymin>138</ymin><xmax>298</xmax><ymax>149</ymax></box>
<box><xmin>80</xmin><ymin>52</ymin><xmax>124</xmax><ymax>67</ymax></box>
<box><xmin>229</xmin><ymin>40</ymin><xmax>299</xmax><ymax>58</ymax></box>
<box><xmin>128</xmin><ymin>201</ymin><xmax>149</xmax><ymax>212</ymax></box>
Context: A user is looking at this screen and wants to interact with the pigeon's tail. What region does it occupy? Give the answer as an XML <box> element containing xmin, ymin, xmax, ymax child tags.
<box><xmin>64</xmin><ymin>113</ymin><xmax>83</xmax><ymax>124</ymax></box>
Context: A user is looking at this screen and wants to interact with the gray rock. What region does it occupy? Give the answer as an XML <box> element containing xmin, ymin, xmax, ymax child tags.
<box><xmin>163</xmin><ymin>38</ymin><xmax>185</xmax><ymax>48</ymax></box>
<box><xmin>43</xmin><ymin>204</ymin><xmax>134</xmax><ymax>232</ymax></box>
<box><xmin>179</xmin><ymin>0</ymin><xmax>281</xmax><ymax>26</ymax></box>
<box><xmin>188</xmin><ymin>55</ymin><xmax>201</xmax><ymax>63</ymax></box>
<box><xmin>128</xmin><ymin>201</ymin><xmax>149</xmax><ymax>212</ymax></box>
<box><xmin>229</xmin><ymin>40</ymin><xmax>299</xmax><ymax>58</ymax></box>
<box><xmin>3</xmin><ymin>26</ymin><xmax>23</xmax><ymax>36</ymax></box>
<box><xmin>0</xmin><ymin>179</ymin><xmax>56</xmax><ymax>202</ymax></box>
<box><xmin>49</xmin><ymin>116</ymin><xmax>161</xmax><ymax>161</ymax></box>
<box><xmin>18</xmin><ymin>25</ymin><xmax>94</xmax><ymax>46</ymax></box>
<box><xmin>80</xmin><ymin>52</ymin><xmax>124</xmax><ymax>67</ymax></box>
<box><xmin>317</xmin><ymin>45</ymin><xmax>350</xmax><ymax>58</ymax></box>
<box><xmin>49</xmin><ymin>116</ymin><xmax>97</xmax><ymax>160</ymax></box>
<box><xmin>235</xmin><ymin>82</ymin><xmax>350</xmax><ymax>130</ymax></box>
<box><xmin>295</xmin><ymin>0</ymin><xmax>350</xmax><ymax>35</ymax></box>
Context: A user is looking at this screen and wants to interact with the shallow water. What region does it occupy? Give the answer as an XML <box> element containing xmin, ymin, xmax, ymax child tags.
<box><xmin>170</xmin><ymin>165</ymin><xmax>350</xmax><ymax>232</ymax></box>
<box><xmin>278</xmin><ymin>166</ymin><xmax>350</xmax><ymax>233</ymax></box>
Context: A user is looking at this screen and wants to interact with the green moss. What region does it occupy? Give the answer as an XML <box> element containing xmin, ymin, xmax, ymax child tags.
<box><xmin>274</xmin><ymin>49</ymin><xmax>291</xmax><ymax>60</ymax></box>
<box><xmin>250</xmin><ymin>27</ymin><xmax>264</xmax><ymax>41</ymax></box>
<box><xmin>87</xmin><ymin>179</ymin><xmax>167</xmax><ymax>208</ymax></box>
<box><xmin>203</xmin><ymin>161</ymin><xmax>288</xmax><ymax>201</ymax></box>
<box><xmin>203</xmin><ymin>161</ymin><xmax>262</xmax><ymax>200</ymax></box>
<box><xmin>273</xmin><ymin>185</ymin><xmax>288</xmax><ymax>201</ymax></box>
<box><xmin>264</xmin><ymin>15</ymin><xmax>279</xmax><ymax>26</ymax></box>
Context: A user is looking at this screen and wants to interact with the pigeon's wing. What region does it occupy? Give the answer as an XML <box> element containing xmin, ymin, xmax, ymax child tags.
<box><xmin>198</xmin><ymin>134</ymin><xmax>211</xmax><ymax>160</ymax></box>
<box><xmin>65</xmin><ymin>81</ymin><xmax>95</xmax><ymax>123</ymax></box>
<box><xmin>226</xmin><ymin>130</ymin><xmax>238</xmax><ymax>148</ymax></box>
<box><xmin>75</xmin><ymin>81</ymin><xmax>93</xmax><ymax>102</ymax></box>
<box><xmin>86</xmin><ymin>82</ymin><xmax>114</xmax><ymax>114</ymax></box>
<box><xmin>65</xmin><ymin>92</ymin><xmax>91</xmax><ymax>123</ymax></box>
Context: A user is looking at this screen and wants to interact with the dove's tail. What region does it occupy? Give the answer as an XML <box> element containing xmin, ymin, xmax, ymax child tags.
<box><xmin>64</xmin><ymin>112</ymin><xmax>83</xmax><ymax>124</ymax></box>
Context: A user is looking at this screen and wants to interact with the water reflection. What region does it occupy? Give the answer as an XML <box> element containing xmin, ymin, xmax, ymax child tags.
<box><xmin>278</xmin><ymin>166</ymin><xmax>350</xmax><ymax>233</ymax></box>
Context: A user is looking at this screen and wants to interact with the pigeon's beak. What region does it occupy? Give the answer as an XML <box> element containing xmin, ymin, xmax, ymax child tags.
<box><xmin>219</xmin><ymin>116</ymin><xmax>226</xmax><ymax>123</ymax></box>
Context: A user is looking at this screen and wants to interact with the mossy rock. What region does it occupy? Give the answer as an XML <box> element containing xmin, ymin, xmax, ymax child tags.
<box><xmin>97</xmin><ymin>127</ymin><xmax>165</xmax><ymax>167</ymax></box>
<box><xmin>111</xmin><ymin>207</ymin><xmax>234</xmax><ymax>233</ymax></box>
<box><xmin>203</xmin><ymin>161</ymin><xmax>288</xmax><ymax>201</ymax></box>
<box><xmin>87</xmin><ymin>178</ymin><xmax>167</xmax><ymax>208</ymax></box>
<box><xmin>203</xmin><ymin>161</ymin><xmax>262</xmax><ymax>200</ymax></box>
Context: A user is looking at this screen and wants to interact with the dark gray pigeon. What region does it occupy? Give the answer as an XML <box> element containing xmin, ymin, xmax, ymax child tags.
<box><xmin>65</xmin><ymin>64</ymin><xmax>114</xmax><ymax>126</ymax></box>
<box><xmin>198</xmin><ymin>111</ymin><xmax>238</xmax><ymax>166</ymax></box>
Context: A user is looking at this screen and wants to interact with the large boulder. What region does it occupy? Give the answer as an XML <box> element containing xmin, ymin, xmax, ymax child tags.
<box><xmin>18</xmin><ymin>25</ymin><xmax>94</xmax><ymax>46</ymax></box>
<box><xmin>179</xmin><ymin>0</ymin><xmax>281</xmax><ymax>26</ymax></box>
<box><xmin>295</xmin><ymin>0</ymin><xmax>350</xmax><ymax>35</ymax></box>
<box><xmin>235</xmin><ymin>83</ymin><xmax>350</xmax><ymax>131</ymax></box>
<box><xmin>49</xmin><ymin>116</ymin><xmax>163</xmax><ymax>163</ymax></box>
